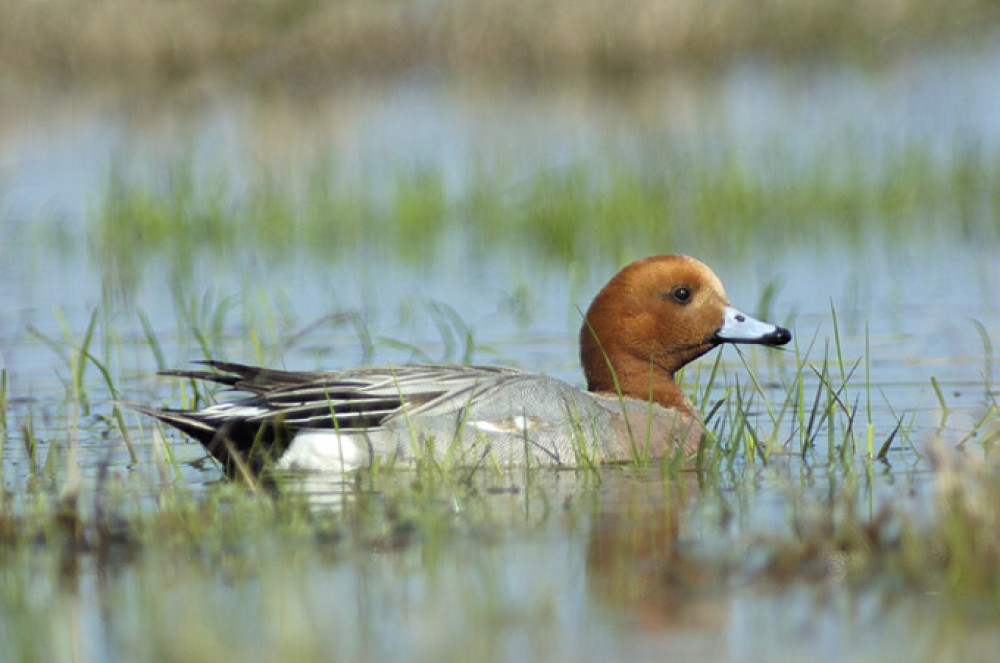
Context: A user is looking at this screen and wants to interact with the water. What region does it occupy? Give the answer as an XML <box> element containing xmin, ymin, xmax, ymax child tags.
<box><xmin>1</xmin><ymin>41</ymin><xmax>1000</xmax><ymax>661</ymax></box>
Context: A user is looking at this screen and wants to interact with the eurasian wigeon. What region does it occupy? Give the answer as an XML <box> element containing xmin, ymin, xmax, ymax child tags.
<box><xmin>130</xmin><ymin>255</ymin><xmax>790</xmax><ymax>473</ymax></box>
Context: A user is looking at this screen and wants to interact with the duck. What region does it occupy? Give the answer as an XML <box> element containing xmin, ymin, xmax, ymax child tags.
<box><xmin>129</xmin><ymin>255</ymin><xmax>791</xmax><ymax>474</ymax></box>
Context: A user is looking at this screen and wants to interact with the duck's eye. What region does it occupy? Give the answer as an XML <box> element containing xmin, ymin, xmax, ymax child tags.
<box><xmin>670</xmin><ymin>286</ymin><xmax>692</xmax><ymax>304</ymax></box>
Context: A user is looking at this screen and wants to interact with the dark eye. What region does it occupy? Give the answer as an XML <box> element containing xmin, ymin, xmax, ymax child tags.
<box><xmin>670</xmin><ymin>286</ymin><xmax>692</xmax><ymax>304</ymax></box>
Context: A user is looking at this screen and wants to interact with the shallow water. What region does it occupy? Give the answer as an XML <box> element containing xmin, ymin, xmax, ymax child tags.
<box><xmin>1</xmin><ymin>41</ymin><xmax>1000</xmax><ymax>661</ymax></box>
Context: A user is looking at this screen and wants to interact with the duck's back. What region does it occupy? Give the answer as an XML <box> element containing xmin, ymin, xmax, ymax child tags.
<box><xmin>279</xmin><ymin>370</ymin><xmax>705</xmax><ymax>470</ymax></box>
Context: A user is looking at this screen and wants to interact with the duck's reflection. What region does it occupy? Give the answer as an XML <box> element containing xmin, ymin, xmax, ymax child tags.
<box><xmin>273</xmin><ymin>464</ymin><xmax>732</xmax><ymax>639</ymax></box>
<box><xmin>585</xmin><ymin>472</ymin><xmax>732</xmax><ymax>638</ymax></box>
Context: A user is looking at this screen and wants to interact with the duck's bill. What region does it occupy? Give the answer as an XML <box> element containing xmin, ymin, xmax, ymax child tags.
<box><xmin>713</xmin><ymin>306</ymin><xmax>792</xmax><ymax>346</ymax></box>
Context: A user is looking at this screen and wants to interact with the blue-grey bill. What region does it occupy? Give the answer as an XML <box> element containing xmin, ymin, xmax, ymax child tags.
<box><xmin>714</xmin><ymin>306</ymin><xmax>792</xmax><ymax>346</ymax></box>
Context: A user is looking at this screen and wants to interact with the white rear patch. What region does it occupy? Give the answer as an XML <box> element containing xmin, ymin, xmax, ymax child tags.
<box><xmin>277</xmin><ymin>430</ymin><xmax>370</xmax><ymax>472</ymax></box>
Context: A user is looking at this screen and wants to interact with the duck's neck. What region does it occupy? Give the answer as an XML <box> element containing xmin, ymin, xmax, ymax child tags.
<box><xmin>584</xmin><ymin>351</ymin><xmax>698</xmax><ymax>417</ymax></box>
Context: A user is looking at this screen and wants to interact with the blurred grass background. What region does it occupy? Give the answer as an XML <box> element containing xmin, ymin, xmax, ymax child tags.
<box><xmin>88</xmin><ymin>147</ymin><xmax>1000</xmax><ymax>268</ymax></box>
<box><xmin>2</xmin><ymin>0</ymin><xmax>997</xmax><ymax>91</ymax></box>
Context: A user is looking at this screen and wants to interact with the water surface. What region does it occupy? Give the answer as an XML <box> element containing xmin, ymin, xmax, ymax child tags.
<box><xmin>1</xmin><ymin>42</ymin><xmax>999</xmax><ymax>661</ymax></box>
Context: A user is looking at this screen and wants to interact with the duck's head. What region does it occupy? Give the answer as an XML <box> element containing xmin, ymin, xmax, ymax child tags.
<box><xmin>579</xmin><ymin>254</ymin><xmax>791</xmax><ymax>409</ymax></box>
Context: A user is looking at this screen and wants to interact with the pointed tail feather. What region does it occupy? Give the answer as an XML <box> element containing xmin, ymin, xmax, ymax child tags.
<box><xmin>159</xmin><ymin>361</ymin><xmax>319</xmax><ymax>394</ymax></box>
<box><xmin>121</xmin><ymin>402</ymin><xmax>219</xmax><ymax>445</ymax></box>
